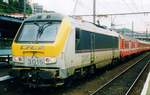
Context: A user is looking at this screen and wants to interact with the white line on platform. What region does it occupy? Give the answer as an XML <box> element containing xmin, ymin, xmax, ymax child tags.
<box><xmin>0</xmin><ymin>75</ymin><xmax>13</xmax><ymax>82</ymax></box>
<box><xmin>141</xmin><ymin>72</ymin><xmax>150</xmax><ymax>95</ymax></box>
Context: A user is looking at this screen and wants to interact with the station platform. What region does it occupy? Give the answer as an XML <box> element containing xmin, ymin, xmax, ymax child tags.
<box><xmin>141</xmin><ymin>72</ymin><xmax>150</xmax><ymax>95</ymax></box>
<box><xmin>0</xmin><ymin>49</ymin><xmax>11</xmax><ymax>55</ymax></box>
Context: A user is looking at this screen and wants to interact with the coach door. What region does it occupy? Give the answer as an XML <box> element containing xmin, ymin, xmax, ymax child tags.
<box><xmin>90</xmin><ymin>33</ymin><xmax>95</xmax><ymax>63</ymax></box>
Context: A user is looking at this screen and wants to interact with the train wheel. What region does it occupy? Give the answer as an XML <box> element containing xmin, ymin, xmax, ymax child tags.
<box><xmin>64</xmin><ymin>76</ymin><xmax>74</xmax><ymax>88</ymax></box>
<box><xmin>111</xmin><ymin>59</ymin><xmax>115</xmax><ymax>68</ymax></box>
<box><xmin>89</xmin><ymin>65</ymin><xmax>96</xmax><ymax>75</ymax></box>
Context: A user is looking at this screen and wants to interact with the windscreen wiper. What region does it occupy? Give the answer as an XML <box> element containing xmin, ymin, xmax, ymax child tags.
<box><xmin>34</xmin><ymin>22</ymin><xmax>51</xmax><ymax>41</ymax></box>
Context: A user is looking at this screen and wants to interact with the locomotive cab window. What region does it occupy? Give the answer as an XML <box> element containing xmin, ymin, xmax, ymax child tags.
<box><xmin>15</xmin><ymin>21</ymin><xmax>61</xmax><ymax>43</ymax></box>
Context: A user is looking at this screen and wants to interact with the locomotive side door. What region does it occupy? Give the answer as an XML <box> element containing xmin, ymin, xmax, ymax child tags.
<box><xmin>90</xmin><ymin>32</ymin><xmax>95</xmax><ymax>63</ymax></box>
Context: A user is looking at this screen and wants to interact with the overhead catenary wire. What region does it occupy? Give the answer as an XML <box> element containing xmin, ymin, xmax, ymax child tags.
<box><xmin>72</xmin><ymin>0</ymin><xmax>92</xmax><ymax>15</ymax></box>
<box><xmin>72</xmin><ymin>0</ymin><xmax>79</xmax><ymax>15</ymax></box>
<box><xmin>128</xmin><ymin>0</ymin><xmax>143</xmax><ymax>34</ymax></box>
<box><xmin>130</xmin><ymin>0</ymin><xmax>139</xmax><ymax>12</ymax></box>
<box><xmin>140</xmin><ymin>0</ymin><xmax>144</xmax><ymax>11</ymax></box>
<box><xmin>71</xmin><ymin>11</ymin><xmax>150</xmax><ymax>17</ymax></box>
<box><xmin>70</xmin><ymin>0</ymin><xmax>150</xmax><ymax>34</ymax></box>
<box><xmin>120</xmin><ymin>0</ymin><xmax>135</xmax><ymax>13</ymax></box>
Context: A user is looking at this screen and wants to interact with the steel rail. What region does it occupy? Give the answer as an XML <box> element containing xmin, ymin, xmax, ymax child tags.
<box><xmin>125</xmin><ymin>59</ymin><xmax>150</xmax><ymax>95</ymax></box>
<box><xmin>90</xmin><ymin>53</ymin><xmax>150</xmax><ymax>95</ymax></box>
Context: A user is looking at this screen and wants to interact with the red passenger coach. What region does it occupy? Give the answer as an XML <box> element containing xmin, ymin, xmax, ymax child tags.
<box><xmin>138</xmin><ymin>40</ymin><xmax>150</xmax><ymax>52</ymax></box>
<box><xmin>120</xmin><ymin>35</ymin><xmax>132</xmax><ymax>58</ymax></box>
<box><xmin>119</xmin><ymin>35</ymin><xmax>150</xmax><ymax>59</ymax></box>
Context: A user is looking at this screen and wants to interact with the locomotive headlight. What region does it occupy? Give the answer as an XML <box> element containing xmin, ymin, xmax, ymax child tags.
<box><xmin>44</xmin><ymin>57</ymin><xmax>56</xmax><ymax>64</ymax></box>
<box><xmin>13</xmin><ymin>56</ymin><xmax>24</xmax><ymax>63</ymax></box>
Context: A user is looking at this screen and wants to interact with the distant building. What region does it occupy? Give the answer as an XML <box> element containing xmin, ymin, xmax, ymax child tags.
<box><xmin>116</xmin><ymin>28</ymin><xmax>150</xmax><ymax>42</ymax></box>
<box><xmin>32</xmin><ymin>3</ymin><xmax>43</xmax><ymax>14</ymax></box>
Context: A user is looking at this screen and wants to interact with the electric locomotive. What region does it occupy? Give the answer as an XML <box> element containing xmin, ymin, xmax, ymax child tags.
<box><xmin>10</xmin><ymin>12</ymin><xmax>122</xmax><ymax>86</ymax></box>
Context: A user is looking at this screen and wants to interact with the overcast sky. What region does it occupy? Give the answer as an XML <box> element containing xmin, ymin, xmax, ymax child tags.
<box><xmin>31</xmin><ymin>0</ymin><xmax>150</xmax><ymax>33</ymax></box>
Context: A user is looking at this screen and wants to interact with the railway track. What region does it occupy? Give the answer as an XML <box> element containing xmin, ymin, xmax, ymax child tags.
<box><xmin>0</xmin><ymin>53</ymin><xmax>149</xmax><ymax>95</ymax></box>
<box><xmin>90</xmin><ymin>53</ymin><xmax>150</xmax><ymax>95</ymax></box>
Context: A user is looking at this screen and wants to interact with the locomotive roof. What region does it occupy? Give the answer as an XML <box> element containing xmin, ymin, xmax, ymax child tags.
<box><xmin>24</xmin><ymin>12</ymin><xmax>119</xmax><ymax>37</ymax></box>
<box><xmin>70</xmin><ymin>18</ymin><xmax>119</xmax><ymax>37</ymax></box>
<box><xmin>24</xmin><ymin>12</ymin><xmax>64</xmax><ymax>22</ymax></box>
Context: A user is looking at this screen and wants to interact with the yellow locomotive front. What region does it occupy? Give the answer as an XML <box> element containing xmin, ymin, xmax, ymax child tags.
<box><xmin>10</xmin><ymin>13</ymin><xmax>71</xmax><ymax>86</ymax></box>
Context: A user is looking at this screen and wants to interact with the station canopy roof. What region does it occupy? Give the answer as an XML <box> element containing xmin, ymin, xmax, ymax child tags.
<box><xmin>0</xmin><ymin>14</ymin><xmax>24</xmax><ymax>38</ymax></box>
<box><xmin>0</xmin><ymin>14</ymin><xmax>24</xmax><ymax>23</ymax></box>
